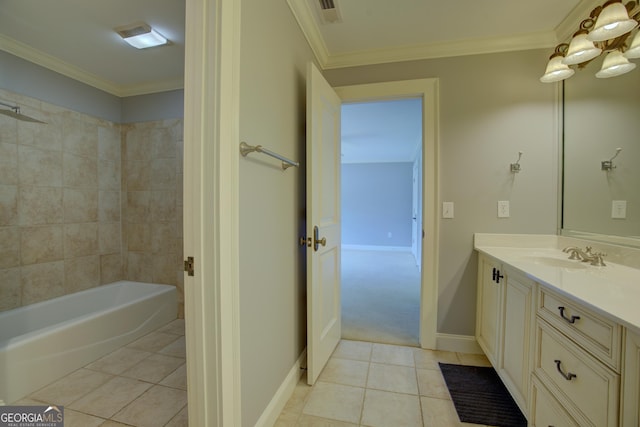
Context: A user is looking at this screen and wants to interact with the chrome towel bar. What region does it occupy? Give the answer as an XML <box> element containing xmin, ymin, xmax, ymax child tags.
<box><xmin>239</xmin><ymin>141</ymin><xmax>299</xmax><ymax>170</ymax></box>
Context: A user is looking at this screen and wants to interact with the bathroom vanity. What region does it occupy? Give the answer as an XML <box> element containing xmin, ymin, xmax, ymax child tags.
<box><xmin>474</xmin><ymin>234</ymin><xmax>640</xmax><ymax>427</ymax></box>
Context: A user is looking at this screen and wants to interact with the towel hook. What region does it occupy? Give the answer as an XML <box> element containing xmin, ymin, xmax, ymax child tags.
<box><xmin>601</xmin><ymin>147</ymin><xmax>622</xmax><ymax>171</ymax></box>
<box><xmin>510</xmin><ymin>151</ymin><xmax>523</xmax><ymax>173</ymax></box>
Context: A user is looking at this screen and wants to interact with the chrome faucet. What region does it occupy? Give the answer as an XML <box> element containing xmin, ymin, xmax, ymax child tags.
<box><xmin>562</xmin><ymin>246</ymin><xmax>607</xmax><ymax>266</ymax></box>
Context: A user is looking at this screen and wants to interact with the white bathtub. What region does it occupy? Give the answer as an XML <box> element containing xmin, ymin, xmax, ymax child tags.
<box><xmin>0</xmin><ymin>281</ymin><xmax>177</xmax><ymax>404</ymax></box>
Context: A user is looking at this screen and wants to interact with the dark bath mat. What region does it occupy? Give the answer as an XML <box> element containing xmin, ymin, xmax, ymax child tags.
<box><xmin>438</xmin><ymin>363</ymin><xmax>527</xmax><ymax>427</ymax></box>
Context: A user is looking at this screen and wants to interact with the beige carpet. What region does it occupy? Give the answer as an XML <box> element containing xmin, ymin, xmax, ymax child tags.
<box><xmin>341</xmin><ymin>248</ymin><xmax>421</xmax><ymax>346</ymax></box>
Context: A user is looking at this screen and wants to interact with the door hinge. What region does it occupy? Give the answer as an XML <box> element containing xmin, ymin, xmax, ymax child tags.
<box><xmin>184</xmin><ymin>256</ymin><xmax>195</xmax><ymax>276</ymax></box>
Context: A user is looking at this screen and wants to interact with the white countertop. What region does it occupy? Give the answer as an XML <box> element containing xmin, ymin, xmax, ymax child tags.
<box><xmin>474</xmin><ymin>234</ymin><xmax>640</xmax><ymax>335</ymax></box>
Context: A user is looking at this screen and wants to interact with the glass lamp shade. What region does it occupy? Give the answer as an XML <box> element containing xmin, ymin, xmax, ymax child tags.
<box><xmin>563</xmin><ymin>32</ymin><xmax>603</xmax><ymax>65</ymax></box>
<box><xmin>596</xmin><ymin>50</ymin><xmax>637</xmax><ymax>77</ymax></box>
<box><xmin>624</xmin><ymin>31</ymin><xmax>640</xmax><ymax>58</ymax></box>
<box><xmin>540</xmin><ymin>55</ymin><xmax>575</xmax><ymax>83</ymax></box>
<box><xmin>587</xmin><ymin>1</ymin><xmax>638</xmax><ymax>42</ymax></box>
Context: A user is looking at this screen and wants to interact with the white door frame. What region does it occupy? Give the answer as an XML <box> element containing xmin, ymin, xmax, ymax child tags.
<box><xmin>335</xmin><ymin>79</ymin><xmax>439</xmax><ymax>349</ymax></box>
<box><xmin>183</xmin><ymin>0</ymin><xmax>242</xmax><ymax>425</ymax></box>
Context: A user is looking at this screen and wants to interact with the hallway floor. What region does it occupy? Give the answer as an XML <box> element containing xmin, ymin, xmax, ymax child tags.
<box><xmin>275</xmin><ymin>340</ymin><xmax>494</xmax><ymax>427</ymax></box>
<box><xmin>15</xmin><ymin>319</ymin><xmax>187</xmax><ymax>427</ymax></box>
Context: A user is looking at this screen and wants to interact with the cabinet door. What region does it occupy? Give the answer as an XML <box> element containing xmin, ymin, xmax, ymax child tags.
<box><xmin>476</xmin><ymin>254</ymin><xmax>503</xmax><ymax>365</ymax></box>
<box><xmin>622</xmin><ymin>329</ymin><xmax>640</xmax><ymax>427</ymax></box>
<box><xmin>499</xmin><ymin>269</ymin><xmax>534</xmax><ymax>417</ymax></box>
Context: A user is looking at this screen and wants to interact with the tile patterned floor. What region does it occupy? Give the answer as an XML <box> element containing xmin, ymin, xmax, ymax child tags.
<box><xmin>275</xmin><ymin>340</ymin><xmax>495</xmax><ymax>427</ymax></box>
<box><xmin>15</xmin><ymin>319</ymin><xmax>187</xmax><ymax>427</ymax></box>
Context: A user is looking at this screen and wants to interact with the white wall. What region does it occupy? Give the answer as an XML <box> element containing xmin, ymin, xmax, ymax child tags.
<box><xmin>238</xmin><ymin>0</ymin><xmax>315</xmax><ymax>425</ymax></box>
<box><xmin>325</xmin><ymin>49</ymin><xmax>560</xmax><ymax>336</ymax></box>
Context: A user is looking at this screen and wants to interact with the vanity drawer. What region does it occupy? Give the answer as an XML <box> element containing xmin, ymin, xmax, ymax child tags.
<box><xmin>530</xmin><ymin>375</ymin><xmax>579</xmax><ymax>427</ymax></box>
<box><xmin>538</xmin><ymin>286</ymin><xmax>622</xmax><ymax>371</ymax></box>
<box><xmin>535</xmin><ymin>319</ymin><xmax>619</xmax><ymax>427</ymax></box>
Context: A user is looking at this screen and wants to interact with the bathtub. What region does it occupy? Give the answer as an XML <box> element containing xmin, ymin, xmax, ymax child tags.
<box><xmin>0</xmin><ymin>281</ymin><xmax>177</xmax><ymax>404</ymax></box>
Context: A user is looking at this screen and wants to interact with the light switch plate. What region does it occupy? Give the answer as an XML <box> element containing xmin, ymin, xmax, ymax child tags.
<box><xmin>498</xmin><ymin>201</ymin><xmax>510</xmax><ymax>218</ymax></box>
<box><xmin>442</xmin><ymin>202</ymin><xmax>454</xmax><ymax>219</ymax></box>
<box><xmin>612</xmin><ymin>200</ymin><xmax>627</xmax><ymax>219</ymax></box>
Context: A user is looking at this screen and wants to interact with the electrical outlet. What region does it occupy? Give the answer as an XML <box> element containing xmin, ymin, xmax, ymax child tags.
<box><xmin>442</xmin><ymin>202</ymin><xmax>454</xmax><ymax>219</ymax></box>
<box><xmin>612</xmin><ymin>200</ymin><xmax>627</xmax><ymax>219</ymax></box>
<box><xmin>498</xmin><ymin>201</ymin><xmax>510</xmax><ymax>218</ymax></box>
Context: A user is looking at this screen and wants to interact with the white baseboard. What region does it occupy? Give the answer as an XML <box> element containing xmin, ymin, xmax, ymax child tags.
<box><xmin>254</xmin><ymin>348</ymin><xmax>307</xmax><ymax>427</ymax></box>
<box><xmin>436</xmin><ymin>333</ymin><xmax>483</xmax><ymax>354</ymax></box>
<box><xmin>342</xmin><ymin>244</ymin><xmax>412</xmax><ymax>252</ymax></box>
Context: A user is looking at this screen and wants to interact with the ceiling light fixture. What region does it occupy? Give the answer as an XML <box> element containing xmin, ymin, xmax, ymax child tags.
<box><xmin>540</xmin><ymin>0</ymin><xmax>640</xmax><ymax>83</ymax></box>
<box><xmin>116</xmin><ymin>22</ymin><xmax>168</xmax><ymax>49</ymax></box>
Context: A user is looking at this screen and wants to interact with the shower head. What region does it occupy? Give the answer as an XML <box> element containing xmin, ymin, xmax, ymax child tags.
<box><xmin>0</xmin><ymin>101</ymin><xmax>46</xmax><ymax>124</ymax></box>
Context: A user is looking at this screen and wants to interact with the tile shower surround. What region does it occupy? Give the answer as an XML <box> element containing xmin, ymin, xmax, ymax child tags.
<box><xmin>0</xmin><ymin>90</ymin><xmax>184</xmax><ymax>316</ymax></box>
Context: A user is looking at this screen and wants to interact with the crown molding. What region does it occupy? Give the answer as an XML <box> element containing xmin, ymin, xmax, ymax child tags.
<box><xmin>286</xmin><ymin>1</ymin><xmax>560</xmax><ymax>70</ymax></box>
<box><xmin>0</xmin><ymin>34</ymin><xmax>183</xmax><ymax>97</ymax></box>
<box><xmin>555</xmin><ymin>0</ymin><xmax>603</xmax><ymax>43</ymax></box>
<box><xmin>286</xmin><ymin>0</ymin><xmax>329</xmax><ymax>67</ymax></box>
<box><xmin>323</xmin><ymin>31</ymin><xmax>559</xmax><ymax>69</ymax></box>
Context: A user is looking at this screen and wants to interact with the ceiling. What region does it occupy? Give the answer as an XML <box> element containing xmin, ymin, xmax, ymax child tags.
<box><xmin>0</xmin><ymin>0</ymin><xmax>600</xmax><ymax>97</ymax></box>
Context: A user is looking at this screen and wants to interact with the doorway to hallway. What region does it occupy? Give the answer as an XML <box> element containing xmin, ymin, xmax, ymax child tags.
<box><xmin>340</xmin><ymin>98</ymin><xmax>423</xmax><ymax>347</ymax></box>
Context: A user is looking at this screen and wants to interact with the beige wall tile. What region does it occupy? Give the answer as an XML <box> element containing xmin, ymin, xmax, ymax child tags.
<box><xmin>175</xmin><ymin>140</ymin><xmax>183</xmax><ymax>174</ymax></box>
<box><xmin>98</xmin><ymin>222</ymin><xmax>122</xmax><ymax>255</ymax></box>
<box><xmin>151</xmin><ymin>158</ymin><xmax>176</xmax><ymax>190</ymax></box>
<box><xmin>99</xmin><ymin>190</ymin><xmax>121</xmax><ymax>222</ymax></box>
<box><xmin>21</xmin><ymin>261</ymin><xmax>65</xmax><ymax>305</ymax></box>
<box><xmin>125</xmin><ymin>129</ymin><xmax>151</xmax><ymax>162</ymax></box>
<box><xmin>65</xmin><ymin>255</ymin><xmax>100</xmax><ymax>293</ymax></box>
<box><xmin>150</xmin><ymin>191</ymin><xmax>176</xmax><ymax>222</ymax></box>
<box><xmin>127</xmin><ymin>252</ymin><xmax>153</xmax><ymax>282</ymax></box>
<box><xmin>99</xmin><ymin>222</ymin><xmax>121</xmax><ymax>254</ymax></box>
<box><xmin>151</xmin><ymin>128</ymin><xmax>176</xmax><ymax>159</ymax></box>
<box><xmin>0</xmin><ymin>227</ymin><xmax>20</xmax><ymax>268</ymax></box>
<box><xmin>98</xmin><ymin>126</ymin><xmax>121</xmax><ymax>162</ymax></box>
<box><xmin>151</xmin><ymin>221</ymin><xmax>176</xmax><ymax>253</ymax></box>
<box><xmin>0</xmin><ymin>267</ymin><xmax>21</xmax><ymax>311</ymax></box>
<box><xmin>17</xmin><ymin>115</ymin><xmax>63</xmax><ymax>151</ymax></box>
<box><xmin>21</xmin><ymin>225</ymin><xmax>64</xmax><ymax>265</ymax></box>
<box><xmin>0</xmin><ymin>185</ymin><xmax>18</xmax><ymax>226</ymax></box>
<box><xmin>126</xmin><ymin>160</ymin><xmax>151</xmax><ymax>191</ymax></box>
<box><xmin>0</xmin><ymin>142</ymin><xmax>18</xmax><ymax>185</ymax></box>
<box><xmin>152</xmin><ymin>253</ymin><xmax>177</xmax><ymax>285</ymax></box>
<box><xmin>100</xmin><ymin>253</ymin><xmax>123</xmax><ymax>284</ymax></box>
<box><xmin>63</xmin><ymin>118</ymin><xmax>98</xmax><ymax>158</ymax></box>
<box><xmin>64</xmin><ymin>223</ymin><xmax>99</xmax><ymax>258</ymax></box>
<box><xmin>18</xmin><ymin>145</ymin><xmax>62</xmax><ymax>186</ymax></box>
<box><xmin>98</xmin><ymin>159</ymin><xmax>121</xmax><ymax>190</ymax></box>
<box><xmin>18</xmin><ymin>186</ymin><xmax>63</xmax><ymax>225</ymax></box>
<box><xmin>127</xmin><ymin>223</ymin><xmax>151</xmax><ymax>252</ymax></box>
<box><xmin>63</xmin><ymin>153</ymin><xmax>97</xmax><ymax>188</ymax></box>
<box><xmin>64</xmin><ymin>188</ymin><xmax>98</xmax><ymax>223</ymax></box>
<box><xmin>0</xmin><ymin>115</ymin><xmax>18</xmax><ymax>144</ymax></box>
<box><xmin>126</xmin><ymin>191</ymin><xmax>150</xmax><ymax>222</ymax></box>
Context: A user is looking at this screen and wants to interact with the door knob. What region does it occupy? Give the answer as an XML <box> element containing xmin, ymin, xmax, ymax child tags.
<box><xmin>313</xmin><ymin>226</ymin><xmax>326</xmax><ymax>252</ymax></box>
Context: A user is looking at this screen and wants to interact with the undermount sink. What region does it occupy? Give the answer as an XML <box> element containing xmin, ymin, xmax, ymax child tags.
<box><xmin>526</xmin><ymin>256</ymin><xmax>588</xmax><ymax>270</ymax></box>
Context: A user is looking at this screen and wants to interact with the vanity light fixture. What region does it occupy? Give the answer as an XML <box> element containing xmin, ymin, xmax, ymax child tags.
<box><xmin>540</xmin><ymin>0</ymin><xmax>640</xmax><ymax>82</ymax></box>
<box><xmin>116</xmin><ymin>22</ymin><xmax>168</xmax><ymax>49</ymax></box>
<box><xmin>540</xmin><ymin>45</ymin><xmax>575</xmax><ymax>82</ymax></box>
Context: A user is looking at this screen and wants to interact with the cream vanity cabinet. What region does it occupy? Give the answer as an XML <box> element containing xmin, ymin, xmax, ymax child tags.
<box><xmin>475</xmin><ymin>253</ymin><xmax>535</xmax><ymax>416</ymax></box>
<box><xmin>476</xmin><ymin>254</ymin><xmax>503</xmax><ymax>366</ymax></box>
<box><xmin>532</xmin><ymin>285</ymin><xmax>622</xmax><ymax>427</ymax></box>
<box><xmin>622</xmin><ymin>329</ymin><xmax>640</xmax><ymax>427</ymax></box>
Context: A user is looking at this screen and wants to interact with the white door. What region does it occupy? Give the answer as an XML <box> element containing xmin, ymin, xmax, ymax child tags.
<box><xmin>306</xmin><ymin>62</ymin><xmax>342</xmax><ymax>385</ymax></box>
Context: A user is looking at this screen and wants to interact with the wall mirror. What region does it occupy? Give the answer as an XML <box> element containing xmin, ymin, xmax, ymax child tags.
<box><xmin>562</xmin><ymin>57</ymin><xmax>640</xmax><ymax>247</ymax></box>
